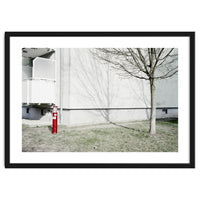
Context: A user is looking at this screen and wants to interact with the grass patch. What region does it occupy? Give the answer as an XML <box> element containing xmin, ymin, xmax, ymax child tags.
<box><xmin>22</xmin><ymin>119</ymin><xmax>178</xmax><ymax>152</ymax></box>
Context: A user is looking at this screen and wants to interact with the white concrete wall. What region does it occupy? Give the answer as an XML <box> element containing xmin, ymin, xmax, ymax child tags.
<box><xmin>57</xmin><ymin>48</ymin><xmax>152</xmax><ymax>125</ymax></box>
<box><xmin>22</xmin><ymin>48</ymin><xmax>178</xmax><ymax>125</ymax></box>
<box><xmin>22</xmin><ymin>79</ymin><xmax>28</xmax><ymax>103</ymax></box>
<box><xmin>22</xmin><ymin>65</ymin><xmax>32</xmax><ymax>79</ymax></box>
<box><xmin>33</xmin><ymin>57</ymin><xmax>55</xmax><ymax>80</ymax></box>
<box><xmin>66</xmin><ymin>49</ymin><xmax>151</xmax><ymax>109</ymax></box>
<box><xmin>22</xmin><ymin>79</ymin><xmax>56</xmax><ymax>104</ymax></box>
<box><xmin>61</xmin><ymin>109</ymin><xmax>150</xmax><ymax>126</ymax></box>
<box><xmin>22</xmin><ymin>55</ymin><xmax>56</xmax><ymax>105</ymax></box>
<box><xmin>62</xmin><ymin>110</ymin><xmax>107</xmax><ymax>126</ymax></box>
<box><xmin>30</xmin><ymin>79</ymin><xmax>56</xmax><ymax>104</ymax></box>
<box><xmin>156</xmin><ymin>74</ymin><xmax>178</xmax><ymax>107</ymax></box>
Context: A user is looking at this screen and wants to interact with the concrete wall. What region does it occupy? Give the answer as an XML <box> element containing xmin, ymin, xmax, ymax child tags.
<box><xmin>33</xmin><ymin>57</ymin><xmax>55</xmax><ymax>80</ymax></box>
<box><xmin>22</xmin><ymin>65</ymin><xmax>32</xmax><ymax>79</ymax></box>
<box><xmin>156</xmin><ymin>75</ymin><xmax>178</xmax><ymax>107</ymax></box>
<box><xmin>22</xmin><ymin>55</ymin><xmax>56</xmax><ymax>105</ymax></box>
<box><xmin>22</xmin><ymin>48</ymin><xmax>178</xmax><ymax>126</ymax></box>
<box><xmin>65</xmin><ymin>49</ymin><xmax>151</xmax><ymax>109</ymax></box>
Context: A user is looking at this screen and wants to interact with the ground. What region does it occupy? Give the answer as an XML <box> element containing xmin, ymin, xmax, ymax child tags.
<box><xmin>22</xmin><ymin>119</ymin><xmax>178</xmax><ymax>152</ymax></box>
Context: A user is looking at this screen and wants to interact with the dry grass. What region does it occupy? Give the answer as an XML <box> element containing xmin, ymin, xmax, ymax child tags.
<box><xmin>22</xmin><ymin>119</ymin><xmax>178</xmax><ymax>152</ymax></box>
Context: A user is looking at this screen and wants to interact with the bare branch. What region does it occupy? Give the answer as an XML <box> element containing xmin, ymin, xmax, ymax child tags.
<box><xmin>92</xmin><ymin>48</ymin><xmax>178</xmax><ymax>81</ymax></box>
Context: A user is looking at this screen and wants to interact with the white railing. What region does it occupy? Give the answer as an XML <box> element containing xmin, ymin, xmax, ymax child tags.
<box><xmin>22</xmin><ymin>78</ymin><xmax>56</xmax><ymax>105</ymax></box>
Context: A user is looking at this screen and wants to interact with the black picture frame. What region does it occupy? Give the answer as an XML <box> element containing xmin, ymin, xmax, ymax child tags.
<box><xmin>5</xmin><ymin>32</ymin><xmax>195</xmax><ymax>168</ymax></box>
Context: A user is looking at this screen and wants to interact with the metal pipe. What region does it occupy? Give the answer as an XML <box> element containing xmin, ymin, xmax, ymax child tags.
<box><xmin>59</xmin><ymin>48</ymin><xmax>63</xmax><ymax>124</ymax></box>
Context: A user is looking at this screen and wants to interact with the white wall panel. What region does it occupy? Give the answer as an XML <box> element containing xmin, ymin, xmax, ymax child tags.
<box><xmin>33</xmin><ymin>57</ymin><xmax>55</xmax><ymax>80</ymax></box>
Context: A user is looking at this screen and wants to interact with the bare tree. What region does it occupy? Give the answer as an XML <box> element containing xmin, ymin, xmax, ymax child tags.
<box><xmin>92</xmin><ymin>48</ymin><xmax>178</xmax><ymax>134</ymax></box>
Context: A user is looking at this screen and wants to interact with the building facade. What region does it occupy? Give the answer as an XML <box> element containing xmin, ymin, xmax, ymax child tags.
<box><xmin>22</xmin><ymin>48</ymin><xmax>178</xmax><ymax>126</ymax></box>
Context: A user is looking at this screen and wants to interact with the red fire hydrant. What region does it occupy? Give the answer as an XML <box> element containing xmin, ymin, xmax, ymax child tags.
<box><xmin>52</xmin><ymin>106</ymin><xmax>58</xmax><ymax>134</ymax></box>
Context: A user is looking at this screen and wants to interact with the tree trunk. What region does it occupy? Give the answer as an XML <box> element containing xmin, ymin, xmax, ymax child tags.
<box><xmin>149</xmin><ymin>78</ymin><xmax>156</xmax><ymax>134</ymax></box>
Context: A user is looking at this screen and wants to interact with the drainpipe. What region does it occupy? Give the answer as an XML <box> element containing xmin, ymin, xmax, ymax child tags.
<box><xmin>60</xmin><ymin>48</ymin><xmax>63</xmax><ymax>124</ymax></box>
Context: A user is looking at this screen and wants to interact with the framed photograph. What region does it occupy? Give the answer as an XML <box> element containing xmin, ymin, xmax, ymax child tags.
<box><xmin>5</xmin><ymin>32</ymin><xmax>195</xmax><ymax>168</ymax></box>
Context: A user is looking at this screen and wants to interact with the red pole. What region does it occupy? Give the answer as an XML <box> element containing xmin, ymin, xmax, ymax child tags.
<box><xmin>52</xmin><ymin>106</ymin><xmax>58</xmax><ymax>134</ymax></box>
